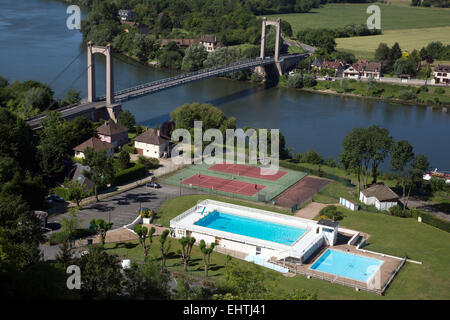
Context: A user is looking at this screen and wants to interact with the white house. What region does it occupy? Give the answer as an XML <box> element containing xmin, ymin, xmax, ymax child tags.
<box><xmin>73</xmin><ymin>137</ymin><xmax>114</xmax><ymax>159</ymax></box>
<box><xmin>134</xmin><ymin>128</ymin><xmax>169</xmax><ymax>159</ymax></box>
<box><xmin>359</xmin><ymin>184</ymin><xmax>399</xmax><ymax>211</ymax></box>
<box><xmin>431</xmin><ymin>64</ymin><xmax>450</xmax><ymax>85</ymax></box>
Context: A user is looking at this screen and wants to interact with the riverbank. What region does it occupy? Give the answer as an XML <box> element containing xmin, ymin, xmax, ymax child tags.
<box><xmin>278</xmin><ymin>78</ymin><xmax>450</xmax><ymax>109</ymax></box>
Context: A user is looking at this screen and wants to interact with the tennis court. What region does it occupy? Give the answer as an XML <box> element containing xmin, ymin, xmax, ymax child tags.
<box><xmin>208</xmin><ymin>163</ymin><xmax>288</xmax><ymax>181</ymax></box>
<box><xmin>182</xmin><ymin>174</ymin><xmax>266</xmax><ymax>196</ymax></box>
<box><xmin>163</xmin><ymin>163</ymin><xmax>307</xmax><ymax>202</ymax></box>
<box><xmin>274</xmin><ymin>176</ymin><xmax>331</xmax><ymax>209</ymax></box>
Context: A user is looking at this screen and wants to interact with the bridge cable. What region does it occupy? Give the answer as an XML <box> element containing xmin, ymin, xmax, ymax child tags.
<box><xmin>47</xmin><ymin>51</ymin><xmax>83</xmax><ymax>88</ymax></box>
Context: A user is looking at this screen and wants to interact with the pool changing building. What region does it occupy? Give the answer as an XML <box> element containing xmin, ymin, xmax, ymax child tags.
<box><xmin>170</xmin><ymin>200</ymin><xmax>339</xmax><ymax>266</ymax></box>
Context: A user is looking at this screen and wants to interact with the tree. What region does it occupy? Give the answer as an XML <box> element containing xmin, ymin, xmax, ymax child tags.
<box><xmin>64</xmin><ymin>179</ymin><xmax>87</xmax><ymax>207</ymax></box>
<box><xmin>177</xmin><ymin>236</ymin><xmax>195</xmax><ymax>272</ymax></box>
<box><xmin>404</xmin><ymin>154</ymin><xmax>429</xmax><ymax>210</ymax></box>
<box><xmin>390</xmin><ymin>140</ymin><xmax>415</xmax><ymax>198</ymax></box>
<box><xmin>159</xmin><ymin>229</ymin><xmax>171</xmax><ymax>271</ymax></box>
<box><xmin>117</xmin><ymin>110</ymin><xmax>136</xmax><ymax>131</ymax></box>
<box><xmin>56</xmin><ymin>240</ymin><xmax>72</xmax><ymax>269</ymax></box>
<box><xmin>118</xmin><ymin>149</ymin><xmax>131</xmax><ymax>171</ymax></box>
<box><xmin>82</xmin><ymin>148</ymin><xmax>115</xmax><ymax>201</ymax></box>
<box><xmin>182</xmin><ymin>44</ymin><xmax>208</xmax><ymax>72</ymax></box>
<box><xmin>390</xmin><ymin>42</ymin><xmax>403</xmax><ymax>62</ymax></box>
<box><xmin>89</xmin><ymin>219</ymin><xmax>113</xmax><ymax>246</ymax></box>
<box><xmin>375</xmin><ymin>42</ymin><xmax>391</xmax><ymax>61</ymax></box>
<box><xmin>199</xmin><ymin>240</ymin><xmax>215</xmax><ymax>277</ymax></box>
<box><xmin>125</xmin><ymin>259</ymin><xmax>171</xmax><ymax>299</ymax></box>
<box><xmin>365</xmin><ymin>125</ymin><xmax>393</xmax><ymax>184</ymax></box>
<box><xmin>287</xmin><ymin>73</ymin><xmax>303</xmax><ymax>88</ymax></box>
<box><xmin>60</xmin><ymin>208</ymin><xmax>79</xmax><ymax>245</ymax></box>
<box><xmin>60</xmin><ymin>89</ymin><xmax>81</xmax><ymax>107</ymax></box>
<box><xmin>133</xmin><ymin>224</ymin><xmax>155</xmax><ymax>257</ymax></box>
<box><xmin>78</xmin><ymin>245</ymin><xmax>123</xmax><ymax>300</ymax></box>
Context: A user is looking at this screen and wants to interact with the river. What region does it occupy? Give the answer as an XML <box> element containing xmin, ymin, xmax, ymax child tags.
<box><xmin>1</xmin><ymin>0</ymin><xmax>449</xmax><ymax>169</ymax></box>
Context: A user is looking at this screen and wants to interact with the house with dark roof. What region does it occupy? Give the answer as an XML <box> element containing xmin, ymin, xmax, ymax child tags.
<box><xmin>134</xmin><ymin>128</ymin><xmax>169</xmax><ymax>159</ymax></box>
<box><xmin>97</xmin><ymin>121</ymin><xmax>128</xmax><ymax>148</ymax></box>
<box><xmin>343</xmin><ymin>59</ymin><xmax>382</xmax><ymax>80</ymax></box>
<box><xmin>432</xmin><ymin>64</ymin><xmax>450</xmax><ymax>85</ymax></box>
<box><xmin>359</xmin><ymin>184</ymin><xmax>399</xmax><ymax>211</ymax></box>
<box><xmin>73</xmin><ymin>137</ymin><xmax>114</xmax><ymax>159</ymax></box>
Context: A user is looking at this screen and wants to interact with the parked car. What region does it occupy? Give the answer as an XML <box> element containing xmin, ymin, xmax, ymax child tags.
<box><xmin>146</xmin><ymin>182</ymin><xmax>161</xmax><ymax>188</ymax></box>
<box><xmin>47</xmin><ymin>194</ymin><xmax>64</xmax><ymax>202</ymax></box>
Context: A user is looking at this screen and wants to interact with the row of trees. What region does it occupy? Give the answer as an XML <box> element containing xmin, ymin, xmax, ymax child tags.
<box><xmin>411</xmin><ymin>0</ymin><xmax>450</xmax><ymax>7</ymax></box>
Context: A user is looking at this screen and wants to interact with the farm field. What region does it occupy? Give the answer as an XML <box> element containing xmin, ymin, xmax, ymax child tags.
<box><xmin>336</xmin><ymin>26</ymin><xmax>450</xmax><ymax>60</ymax></box>
<box><xmin>266</xmin><ymin>4</ymin><xmax>450</xmax><ymax>32</ymax></box>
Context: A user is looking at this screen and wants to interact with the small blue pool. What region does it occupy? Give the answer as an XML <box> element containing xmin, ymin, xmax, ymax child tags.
<box><xmin>194</xmin><ymin>210</ymin><xmax>306</xmax><ymax>245</ymax></box>
<box><xmin>310</xmin><ymin>249</ymin><xmax>383</xmax><ymax>282</ymax></box>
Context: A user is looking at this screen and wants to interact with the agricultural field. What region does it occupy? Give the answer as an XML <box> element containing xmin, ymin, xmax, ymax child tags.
<box><xmin>267</xmin><ymin>3</ymin><xmax>450</xmax><ymax>59</ymax></box>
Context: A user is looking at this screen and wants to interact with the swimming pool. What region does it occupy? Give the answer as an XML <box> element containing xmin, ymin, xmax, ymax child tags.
<box><xmin>310</xmin><ymin>249</ymin><xmax>383</xmax><ymax>282</ymax></box>
<box><xmin>194</xmin><ymin>210</ymin><xmax>306</xmax><ymax>245</ymax></box>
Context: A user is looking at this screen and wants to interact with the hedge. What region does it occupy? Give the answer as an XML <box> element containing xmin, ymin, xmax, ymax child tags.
<box><xmin>410</xmin><ymin>209</ymin><xmax>450</xmax><ymax>233</ymax></box>
<box><xmin>279</xmin><ymin>160</ymin><xmax>352</xmax><ymax>186</ymax></box>
<box><xmin>113</xmin><ymin>163</ymin><xmax>147</xmax><ymax>185</ymax></box>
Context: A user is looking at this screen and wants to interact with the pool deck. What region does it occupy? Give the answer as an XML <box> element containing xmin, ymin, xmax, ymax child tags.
<box><xmin>270</xmin><ymin>232</ymin><xmax>405</xmax><ymax>294</ymax></box>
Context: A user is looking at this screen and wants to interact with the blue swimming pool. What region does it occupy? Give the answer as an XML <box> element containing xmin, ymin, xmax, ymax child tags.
<box><xmin>310</xmin><ymin>249</ymin><xmax>383</xmax><ymax>282</ymax></box>
<box><xmin>194</xmin><ymin>210</ymin><xmax>306</xmax><ymax>245</ymax></box>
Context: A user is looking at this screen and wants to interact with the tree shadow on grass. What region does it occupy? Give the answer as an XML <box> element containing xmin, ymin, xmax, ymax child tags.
<box><xmin>110</xmin><ymin>242</ymin><xmax>139</xmax><ymax>250</ymax></box>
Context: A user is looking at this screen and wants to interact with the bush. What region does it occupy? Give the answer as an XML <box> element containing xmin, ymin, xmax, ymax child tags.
<box><xmin>54</xmin><ymin>186</ymin><xmax>70</xmax><ymax>200</ymax></box>
<box><xmin>139</xmin><ymin>208</ymin><xmax>156</xmax><ymax>219</ymax></box>
<box><xmin>389</xmin><ymin>205</ymin><xmax>411</xmax><ymax>217</ymax></box>
<box><xmin>292</xmin><ymin>149</ymin><xmax>324</xmax><ymax>165</ymax></box>
<box><xmin>48</xmin><ymin>231</ymin><xmax>70</xmax><ymax>245</ymax></box>
<box><xmin>287</xmin><ymin>73</ymin><xmax>303</xmax><ymax>88</ymax></box>
<box><xmin>122</xmin><ymin>143</ymin><xmax>136</xmax><ymax>154</ymax></box>
<box><xmin>435</xmin><ymin>87</ymin><xmax>446</xmax><ymax>94</ymax></box>
<box><xmin>113</xmin><ymin>164</ymin><xmax>147</xmax><ymax>185</ymax></box>
<box><xmin>137</xmin><ymin>155</ymin><xmax>160</xmax><ymax>169</ymax></box>
<box><xmin>430</xmin><ymin>177</ymin><xmax>446</xmax><ymax>192</ymax></box>
<box><xmin>398</xmin><ymin>89</ymin><xmax>416</xmax><ymax>100</ymax></box>
<box><xmin>303</xmin><ymin>74</ymin><xmax>316</xmax><ymax>87</ymax></box>
<box><xmin>319</xmin><ymin>205</ymin><xmax>344</xmax><ymax>221</ymax></box>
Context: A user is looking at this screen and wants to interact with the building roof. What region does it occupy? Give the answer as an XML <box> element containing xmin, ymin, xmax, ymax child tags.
<box><xmin>97</xmin><ymin>121</ymin><xmax>128</xmax><ymax>136</ymax></box>
<box><xmin>353</xmin><ymin>60</ymin><xmax>381</xmax><ymax>73</ymax></box>
<box><xmin>361</xmin><ymin>184</ymin><xmax>399</xmax><ymax>202</ymax></box>
<box><xmin>161</xmin><ymin>39</ymin><xmax>201</xmax><ymax>47</ymax></box>
<box><xmin>434</xmin><ymin>64</ymin><xmax>450</xmax><ymax>72</ymax></box>
<box><xmin>134</xmin><ymin>128</ymin><xmax>168</xmax><ymax>145</ymax></box>
<box><xmin>73</xmin><ymin>137</ymin><xmax>114</xmax><ymax>152</ymax></box>
<box><xmin>201</xmin><ymin>35</ymin><xmax>218</xmax><ymax>43</ymax></box>
<box><xmin>322</xmin><ymin>60</ymin><xmax>343</xmax><ymax>70</ymax></box>
<box><xmin>318</xmin><ymin>219</ymin><xmax>339</xmax><ymax>228</ymax></box>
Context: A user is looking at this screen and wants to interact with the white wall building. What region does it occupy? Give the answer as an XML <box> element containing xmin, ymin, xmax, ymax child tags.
<box><xmin>134</xmin><ymin>128</ymin><xmax>169</xmax><ymax>159</ymax></box>
<box><xmin>359</xmin><ymin>184</ymin><xmax>399</xmax><ymax>211</ymax></box>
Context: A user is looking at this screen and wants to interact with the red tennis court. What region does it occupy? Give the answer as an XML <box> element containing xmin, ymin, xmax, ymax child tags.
<box><xmin>208</xmin><ymin>163</ymin><xmax>287</xmax><ymax>181</ymax></box>
<box><xmin>181</xmin><ymin>174</ymin><xmax>266</xmax><ymax>196</ymax></box>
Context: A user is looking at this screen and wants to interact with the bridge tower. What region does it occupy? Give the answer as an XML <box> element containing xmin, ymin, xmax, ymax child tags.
<box><xmin>258</xmin><ymin>17</ymin><xmax>283</xmax><ymax>76</ymax></box>
<box><xmin>87</xmin><ymin>42</ymin><xmax>120</xmax><ymax>122</ymax></box>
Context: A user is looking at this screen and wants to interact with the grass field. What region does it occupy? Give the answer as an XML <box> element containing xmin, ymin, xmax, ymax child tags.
<box><xmin>336</xmin><ymin>26</ymin><xmax>450</xmax><ymax>59</ymax></box>
<box><xmin>108</xmin><ymin>193</ymin><xmax>450</xmax><ymax>299</ymax></box>
<box><xmin>267</xmin><ymin>3</ymin><xmax>450</xmax><ymax>59</ymax></box>
<box><xmin>267</xmin><ymin>4</ymin><xmax>450</xmax><ymax>32</ymax></box>
<box><xmin>163</xmin><ymin>163</ymin><xmax>306</xmax><ymax>202</ymax></box>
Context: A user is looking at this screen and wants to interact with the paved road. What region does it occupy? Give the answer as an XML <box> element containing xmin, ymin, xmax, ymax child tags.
<box><xmin>47</xmin><ymin>183</ymin><xmax>205</xmax><ymax>231</ymax></box>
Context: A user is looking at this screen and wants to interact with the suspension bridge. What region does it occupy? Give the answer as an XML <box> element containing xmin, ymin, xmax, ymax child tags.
<box><xmin>26</xmin><ymin>18</ymin><xmax>309</xmax><ymax>130</ymax></box>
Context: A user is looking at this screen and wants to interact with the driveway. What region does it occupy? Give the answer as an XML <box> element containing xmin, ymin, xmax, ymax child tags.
<box><xmin>47</xmin><ymin>183</ymin><xmax>205</xmax><ymax>230</ymax></box>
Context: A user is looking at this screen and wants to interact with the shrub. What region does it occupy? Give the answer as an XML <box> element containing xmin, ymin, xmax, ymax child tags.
<box><xmin>389</xmin><ymin>205</ymin><xmax>411</xmax><ymax>217</ymax></box>
<box><xmin>398</xmin><ymin>89</ymin><xmax>416</xmax><ymax>100</ymax></box>
<box><xmin>435</xmin><ymin>87</ymin><xmax>445</xmax><ymax>94</ymax></box>
<box><xmin>430</xmin><ymin>177</ymin><xmax>446</xmax><ymax>192</ymax></box>
<box><xmin>54</xmin><ymin>186</ymin><xmax>70</xmax><ymax>200</ymax></box>
<box><xmin>48</xmin><ymin>231</ymin><xmax>70</xmax><ymax>245</ymax></box>
<box><xmin>287</xmin><ymin>73</ymin><xmax>303</xmax><ymax>88</ymax></box>
<box><xmin>113</xmin><ymin>164</ymin><xmax>147</xmax><ymax>185</ymax></box>
<box><xmin>122</xmin><ymin>143</ymin><xmax>136</xmax><ymax>154</ymax></box>
<box><xmin>319</xmin><ymin>205</ymin><xmax>344</xmax><ymax>221</ymax></box>
<box><xmin>139</xmin><ymin>208</ymin><xmax>156</xmax><ymax>220</ymax></box>
<box><xmin>303</xmin><ymin>74</ymin><xmax>316</xmax><ymax>87</ymax></box>
<box><xmin>326</xmin><ymin>158</ymin><xmax>337</xmax><ymax>168</ymax></box>
<box><xmin>137</xmin><ymin>155</ymin><xmax>160</xmax><ymax>169</ymax></box>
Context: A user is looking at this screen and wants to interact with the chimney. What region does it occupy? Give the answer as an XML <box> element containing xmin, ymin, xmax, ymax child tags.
<box><xmin>157</xmin><ymin>129</ymin><xmax>160</xmax><ymax>136</ymax></box>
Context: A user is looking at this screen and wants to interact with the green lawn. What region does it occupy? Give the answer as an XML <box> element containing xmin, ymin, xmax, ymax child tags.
<box><xmin>267</xmin><ymin>4</ymin><xmax>450</xmax><ymax>32</ymax></box>
<box><xmin>107</xmin><ymin>193</ymin><xmax>450</xmax><ymax>299</ymax></box>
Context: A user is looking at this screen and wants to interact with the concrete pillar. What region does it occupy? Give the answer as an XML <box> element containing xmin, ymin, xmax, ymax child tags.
<box><xmin>274</xmin><ymin>18</ymin><xmax>281</xmax><ymax>62</ymax></box>
<box><xmin>106</xmin><ymin>44</ymin><xmax>114</xmax><ymax>105</ymax></box>
<box><xmin>87</xmin><ymin>42</ymin><xmax>96</xmax><ymax>103</ymax></box>
<box><xmin>260</xmin><ymin>17</ymin><xmax>267</xmax><ymax>59</ymax></box>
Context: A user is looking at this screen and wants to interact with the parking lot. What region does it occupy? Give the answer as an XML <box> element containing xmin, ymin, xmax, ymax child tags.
<box><xmin>47</xmin><ymin>183</ymin><xmax>205</xmax><ymax>230</ymax></box>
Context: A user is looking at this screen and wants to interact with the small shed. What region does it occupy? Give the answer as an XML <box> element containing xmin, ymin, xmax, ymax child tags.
<box><xmin>359</xmin><ymin>184</ymin><xmax>399</xmax><ymax>211</ymax></box>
